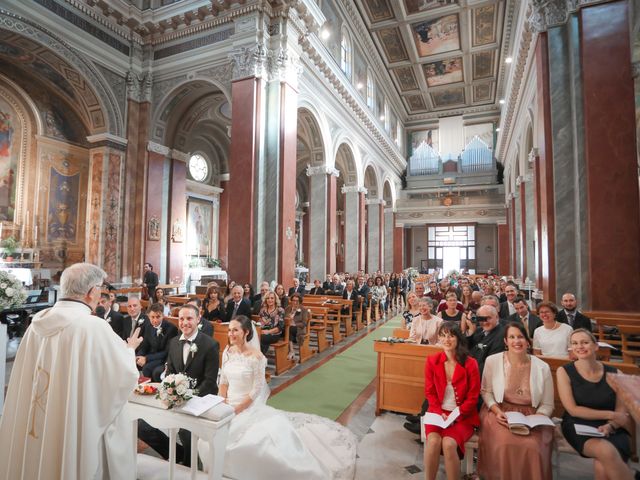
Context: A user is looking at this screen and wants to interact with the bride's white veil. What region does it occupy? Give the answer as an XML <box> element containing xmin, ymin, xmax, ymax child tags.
<box><xmin>249</xmin><ymin>322</ymin><xmax>261</xmax><ymax>351</ymax></box>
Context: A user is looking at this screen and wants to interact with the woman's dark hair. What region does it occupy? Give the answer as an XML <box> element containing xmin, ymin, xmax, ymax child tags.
<box><xmin>437</xmin><ymin>321</ymin><xmax>469</xmax><ymax>365</ymax></box>
<box><xmin>205</xmin><ymin>285</ymin><xmax>219</xmax><ymax>300</ymax></box>
<box><xmin>536</xmin><ymin>301</ymin><xmax>558</xmax><ymax>317</ymax></box>
<box><xmin>290</xmin><ymin>293</ymin><xmax>303</xmax><ymax>304</ymax></box>
<box><xmin>503</xmin><ymin>321</ymin><xmax>532</xmax><ymax>349</ymax></box>
<box><xmin>374</xmin><ymin>275</ymin><xmax>384</xmax><ymax>286</ymax></box>
<box><xmin>232</xmin><ymin>315</ymin><xmax>254</xmax><ymax>342</ymax></box>
<box><xmin>243</xmin><ymin>284</ymin><xmax>255</xmax><ymax>299</ymax></box>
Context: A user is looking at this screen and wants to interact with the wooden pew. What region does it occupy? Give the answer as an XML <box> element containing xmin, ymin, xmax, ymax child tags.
<box><xmin>618</xmin><ymin>324</ymin><xmax>640</xmax><ymax>365</ymax></box>
<box><xmin>298</xmin><ymin>311</ymin><xmax>314</xmax><ymax>363</ymax></box>
<box><xmin>166</xmin><ymin>295</ymin><xmax>190</xmax><ymax>305</ymax></box>
<box><xmin>269</xmin><ymin>317</ymin><xmax>296</xmax><ymax>375</ymax></box>
<box><xmin>302</xmin><ymin>298</ymin><xmax>342</xmax><ymax>345</ymax></box>
<box><xmin>307</xmin><ymin>306</ymin><xmax>329</xmax><ymax>353</ymax></box>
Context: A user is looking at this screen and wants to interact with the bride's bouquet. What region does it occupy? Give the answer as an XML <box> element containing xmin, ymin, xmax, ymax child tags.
<box><xmin>156</xmin><ymin>373</ymin><xmax>197</xmax><ymax>409</ymax></box>
<box><xmin>0</xmin><ymin>271</ymin><xmax>27</xmax><ymax>311</ymax></box>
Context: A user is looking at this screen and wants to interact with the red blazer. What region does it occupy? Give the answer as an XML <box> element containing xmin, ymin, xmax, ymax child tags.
<box><xmin>424</xmin><ymin>351</ymin><xmax>481</xmax><ymax>426</ymax></box>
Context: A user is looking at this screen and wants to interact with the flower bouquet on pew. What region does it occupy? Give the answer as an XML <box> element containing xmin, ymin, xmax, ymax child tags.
<box><xmin>156</xmin><ymin>373</ymin><xmax>197</xmax><ymax>409</ymax></box>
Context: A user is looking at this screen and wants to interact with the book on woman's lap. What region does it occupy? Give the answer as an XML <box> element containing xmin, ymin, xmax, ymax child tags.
<box><xmin>574</xmin><ymin>424</ymin><xmax>606</xmax><ymax>437</ymax></box>
<box><xmin>422</xmin><ymin>407</ymin><xmax>460</xmax><ymax>429</ymax></box>
<box><xmin>505</xmin><ymin>412</ymin><xmax>555</xmax><ymax>435</ymax></box>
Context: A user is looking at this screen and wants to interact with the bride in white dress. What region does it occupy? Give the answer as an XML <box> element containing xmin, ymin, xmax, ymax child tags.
<box><xmin>203</xmin><ymin>315</ymin><xmax>356</xmax><ymax>480</ymax></box>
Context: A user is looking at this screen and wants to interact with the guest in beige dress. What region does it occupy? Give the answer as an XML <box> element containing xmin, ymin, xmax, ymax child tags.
<box><xmin>478</xmin><ymin>322</ymin><xmax>555</xmax><ymax>480</ymax></box>
<box><xmin>408</xmin><ymin>297</ymin><xmax>443</xmax><ymax>345</ymax></box>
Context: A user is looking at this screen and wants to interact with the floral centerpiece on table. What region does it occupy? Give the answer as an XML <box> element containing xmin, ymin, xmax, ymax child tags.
<box><xmin>156</xmin><ymin>373</ymin><xmax>197</xmax><ymax>409</ymax></box>
<box><xmin>0</xmin><ymin>271</ymin><xmax>27</xmax><ymax>311</ymax></box>
<box><xmin>405</xmin><ymin>267</ymin><xmax>419</xmax><ymax>283</ymax></box>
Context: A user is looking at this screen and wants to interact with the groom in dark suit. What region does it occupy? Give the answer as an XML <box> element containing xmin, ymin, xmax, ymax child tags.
<box><xmin>138</xmin><ymin>303</ymin><xmax>220</xmax><ymax>466</ymax></box>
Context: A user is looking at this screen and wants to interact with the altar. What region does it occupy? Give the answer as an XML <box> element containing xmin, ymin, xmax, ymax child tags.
<box><xmin>187</xmin><ymin>268</ymin><xmax>228</xmax><ymax>292</ymax></box>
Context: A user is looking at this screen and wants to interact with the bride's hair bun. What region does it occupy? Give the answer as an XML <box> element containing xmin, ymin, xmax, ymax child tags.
<box><xmin>233</xmin><ymin>315</ymin><xmax>254</xmax><ymax>342</ymax></box>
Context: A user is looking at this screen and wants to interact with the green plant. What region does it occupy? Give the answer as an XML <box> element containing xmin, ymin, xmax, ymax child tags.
<box><xmin>206</xmin><ymin>257</ymin><xmax>221</xmax><ymax>268</ymax></box>
<box><xmin>1</xmin><ymin>236</ymin><xmax>19</xmax><ymax>256</ymax></box>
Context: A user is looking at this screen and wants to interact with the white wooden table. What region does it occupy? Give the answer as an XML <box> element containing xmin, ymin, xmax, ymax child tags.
<box><xmin>128</xmin><ymin>393</ymin><xmax>234</xmax><ymax>480</ymax></box>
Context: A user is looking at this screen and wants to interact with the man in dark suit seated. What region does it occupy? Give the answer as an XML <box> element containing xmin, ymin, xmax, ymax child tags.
<box><xmin>252</xmin><ymin>282</ymin><xmax>271</xmax><ymax>315</ymax></box>
<box><xmin>225</xmin><ymin>284</ymin><xmax>252</xmax><ymax>322</ymax></box>
<box><xmin>122</xmin><ymin>297</ymin><xmax>149</xmax><ymax>342</ymax></box>
<box><xmin>355</xmin><ymin>276</ymin><xmax>369</xmax><ymax>309</ymax></box>
<box><xmin>325</xmin><ymin>274</ymin><xmax>344</xmax><ymax>295</ymax></box>
<box><xmin>341</xmin><ymin>279</ymin><xmax>360</xmax><ymax>317</ymax></box>
<box><xmin>508</xmin><ymin>296</ymin><xmax>542</xmax><ymax>340</ymax></box>
<box><xmin>138</xmin><ymin>304</ymin><xmax>220</xmax><ymax>466</ymax></box>
<box><xmin>288</xmin><ymin>278</ymin><xmax>305</xmax><ymax>297</ymax></box>
<box><xmin>135</xmin><ymin>302</ymin><xmax>178</xmax><ymax>380</ymax></box>
<box><xmin>463</xmin><ymin>305</ymin><xmax>506</xmax><ymax>375</ymax></box>
<box><xmin>98</xmin><ymin>293</ymin><xmax>126</xmax><ymax>338</ymax></box>
<box><xmin>498</xmin><ymin>283</ymin><xmax>519</xmax><ymax>321</ymax></box>
<box><xmin>322</xmin><ymin>274</ymin><xmax>332</xmax><ymax>292</ymax></box>
<box><xmin>557</xmin><ymin>292</ymin><xmax>592</xmax><ymax>331</ymax></box>
<box><xmin>309</xmin><ymin>279</ymin><xmax>325</xmax><ymax>295</ymax></box>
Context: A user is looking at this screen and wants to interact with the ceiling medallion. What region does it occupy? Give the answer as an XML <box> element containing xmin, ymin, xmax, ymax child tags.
<box><xmin>478</xmin><ymin>209</ymin><xmax>488</xmax><ymax>216</ymax></box>
<box><xmin>409</xmin><ymin>212</ymin><xmax>424</xmax><ymax>218</ymax></box>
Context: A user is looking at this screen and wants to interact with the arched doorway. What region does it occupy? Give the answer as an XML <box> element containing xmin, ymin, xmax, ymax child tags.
<box><xmin>363</xmin><ymin>164</ymin><xmax>380</xmax><ymax>273</ymax></box>
<box><xmin>382</xmin><ymin>181</ymin><xmax>394</xmax><ymax>272</ymax></box>
<box><xmin>334</xmin><ymin>143</ymin><xmax>358</xmax><ymax>273</ymax></box>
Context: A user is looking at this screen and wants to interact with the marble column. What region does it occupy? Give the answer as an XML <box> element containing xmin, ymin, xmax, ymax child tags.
<box><xmin>523</xmin><ymin>171</ymin><xmax>537</xmax><ymax>283</ymax></box>
<box><xmin>358</xmin><ymin>191</ymin><xmax>366</xmax><ymax>271</ymax></box>
<box><xmin>326</xmin><ymin>173</ymin><xmax>337</xmax><ymax>275</ymax></box>
<box><xmin>307</xmin><ymin>165</ymin><xmax>339</xmax><ymax>281</ymax></box>
<box><xmin>393</xmin><ymin>220</ymin><xmax>403</xmax><ymax>272</ymax></box>
<box><xmin>384</xmin><ymin>208</ymin><xmax>394</xmax><ymax>272</ymax></box>
<box><xmin>167</xmin><ymin>152</ymin><xmax>187</xmax><ymax>284</ymax></box>
<box><xmin>497</xmin><ymin>223</ymin><xmax>510</xmax><ymax>276</ymax></box>
<box><xmin>518</xmin><ymin>176</ymin><xmax>527</xmax><ymax>279</ymax></box>
<box><xmin>580</xmin><ymin>1</ymin><xmax>640</xmax><ymax>311</ymax></box>
<box><xmin>145</xmin><ymin>142</ymin><xmax>170</xmax><ymax>283</ymax></box>
<box><xmin>405</xmin><ymin>227</ymin><xmax>413</xmax><ymax>268</ymax></box>
<box><xmin>342</xmin><ymin>185</ymin><xmax>363</xmax><ymax>273</ymax></box>
<box><xmin>513</xmin><ymin>188</ymin><xmax>522</xmax><ymax>278</ymax></box>
<box><xmin>366</xmin><ymin>199</ymin><xmax>383</xmax><ymax>272</ymax></box>
<box><xmin>218</xmin><ymin>178</ymin><xmax>230</xmax><ymax>270</ymax></box>
<box><xmin>302</xmin><ymin>202</ymin><xmax>310</xmax><ymax>270</ymax></box>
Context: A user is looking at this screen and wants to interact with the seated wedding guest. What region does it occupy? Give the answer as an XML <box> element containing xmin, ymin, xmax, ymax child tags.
<box><xmin>135</xmin><ymin>303</ymin><xmax>178</xmax><ymax>380</ymax></box>
<box><xmin>461</xmin><ymin>305</ymin><xmax>505</xmax><ymax>375</ymax></box>
<box><xmin>478</xmin><ymin>323</ymin><xmax>555</xmax><ymax>480</ymax></box>
<box><xmin>439</xmin><ymin>292</ymin><xmax>464</xmax><ymax>322</ymax></box>
<box><xmin>224</xmin><ymin>280</ymin><xmax>236</xmax><ymax>302</ymax></box>
<box><xmin>288</xmin><ymin>277</ymin><xmax>305</xmax><ymax>297</ymax></box>
<box><xmin>402</xmin><ymin>291</ymin><xmax>421</xmax><ymax>329</ymax></box>
<box><xmin>309</xmin><ymin>279</ymin><xmax>325</xmax><ymax>295</ymax></box>
<box><xmin>509</xmin><ymin>296</ymin><xmax>542</xmax><ymax>340</ymax></box>
<box><xmin>252</xmin><ymin>282</ymin><xmax>271</xmax><ymax>315</ymax></box>
<box><xmin>498</xmin><ymin>283</ymin><xmax>519</xmax><ymax>320</ymax></box>
<box><xmin>186</xmin><ymin>297</ymin><xmax>213</xmax><ymax>336</ymax></box>
<box><xmin>202</xmin><ymin>284</ymin><xmax>225</xmax><ymax>323</ymax></box>
<box><xmin>122</xmin><ymin>296</ymin><xmax>149</xmax><ymax>341</ymax></box>
<box><xmin>322</xmin><ymin>274</ymin><xmax>333</xmax><ymax>291</ymax></box>
<box><xmin>243</xmin><ymin>283</ymin><xmax>254</xmax><ymax>301</ymax></box>
<box><xmin>285</xmin><ymin>293</ymin><xmax>309</xmax><ymax>361</ymax></box>
<box><xmin>0</xmin><ymin>263</ymin><xmax>141</xmax><ymax>479</ymax></box>
<box><xmin>108</xmin><ymin>289</ymin><xmax>120</xmax><ymax>312</ymax></box>
<box><xmin>154</xmin><ymin>286</ymin><xmax>167</xmax><ymax>305</ymax></box>
<box><xmin>275</xmin><ymin>283</ymin><xmax>289</xmax><ymax>309</ymax></box>
<box><xmin>201</xmin><ymin>316</ymin><xmax>356</xmax><ymax>479</ymax></box>
<box><xmin>326</xmin><ymin>274</ymin><xmax>344</xmax><ymax>295</ymax></box>
<box><xmin>557</xmin><ymin>293</ymin><xmax>593</xmax><ymax>331</ymax></box>
<box><xmin>258</xmin><ymin>291</ymin><xmax>285</xmax><ymax>355</ymax></box>
<box><xmin>225</xmin><ymin>284</ymin><xmax>253</xmax><ymax>322</ymax></box>
<box><xmin>533</xmin><ymin>301</ymin><xmax>573</xmax><ymax>357</ymax></box>
<box><xmin>408</xmin><ymin>298</ymin><xmax>443</xmax><ymax>345</ymax></box>
<box><xmin>356</xmin><ymin>276</ymin><xmax>370</xmax><ymax>310</ymax></box>
<box><xmin>460</xmin><ymin>285</ymin><xmax>474</xmax><ymax>310</ymax></box>
<box><xmin>156</xmin><ymin>297</ymin><xmax>171</xmax><ymax>316</ymax></box>
<box><xmin>468</xmin><ymin>290</ymin><xmax>482</xmax><ymax>312</ymax></box>
<box><xmin>414</xmin><ymin>281</ymin><xmax>426</xmax><ymax>298</ymax></box>
<box><xmin>138</xmin><ymin>304</ymin><xmax>219</xmax><ymax>467</ymax></box>
<box><xmin>371</xmin><ymin>275</ymin><xmax>388</xmax><ymax>321</ymax></box>
<box><xmin>342</xmin><ymin>279</ymin><xmax>359</xmax><ymax>314</ymax></box>
<box><xmin>424</xmin><ymin>322</ymin><xmax>481</xmax><ymax>480</ymax></box>
<box><xmin>557</xmin><ymin>329</ymin><xmax>636</xmax><ymax>480</ymax></box>
<box><xmin>99</xmin><ymin>292</ymin><xmax>125</xmax><ymax>337</ymax></box>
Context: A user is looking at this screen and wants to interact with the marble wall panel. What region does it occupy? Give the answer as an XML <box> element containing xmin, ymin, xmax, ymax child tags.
<box><xmin>384</xmin><ymin>210</ymin><xmax>393</xmax><ymax>272</ymax></box>
<box><xmin>309</xmin><ymin>173</ymin><xmax>328</xmax><ymax>281</ymax></box>
<box><xmin>344</xmin><ymin>191</ymin><xmax>359</xmax><ymax>273</ymax></box>
<box><xmin>367</xmin><ymin>204</ymin><xmax>380</xmax><ymax>272</ymax></box>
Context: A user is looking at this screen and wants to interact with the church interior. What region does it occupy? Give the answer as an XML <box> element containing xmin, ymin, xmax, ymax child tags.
<box><xmin>1</xmin><ymin>0</ymin><xmax>640</xmax><ymax>478</ymax></box>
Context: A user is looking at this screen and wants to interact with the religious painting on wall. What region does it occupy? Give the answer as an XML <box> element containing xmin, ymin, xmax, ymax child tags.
<box><xmin>362</xmin><ymin>0</ymin><xmax>395</xmax><ymax>23</ymax></box>
<box><xmin>46</xmin><ymin>166</ymin><xmax>80</xmax><ymax>243</ymax></box>
<box><xmin>377</xmin><ymin>27</ymin><xmax>409</xmax><ymax>63</ymax></box>
<box><xmin>412</xmin><ymin>14</ymin><xmax>460</xmax><ymax>58</ymax></box>
<box><xmin>472</xmin><ymin>4</ymin><xmax>498</xmax><ymax>47</ymax></box>
<box><xmin>0</xmin><ymin>97</ymin><xmax>19</xmax><ymax>221</ymax></box>
<box><xmin>404</xmin><ymin>0</ymin><xmax>458</xmax><ymax>15</ymax></box>
<box><xmin>393</xmin><ymin>66</ymin><xmax>419</xmax><ymax>91</ymax></box>
<box><xmin>423</xmin><ymin>57</ymin><xmax>463</xmax><ymax>87</ymax></box>
<box><xmin>187</xmin><ymin>197</ymin><xmax>212</xmax><ymax>257</ymax></box>
<box><xmin>473</xmin><ymin>50</ymin><xmax>495</xmax><ymax>80</ymax></box>
<box><xmin>409</xmin><ymin>129</ymin><xmax>440</xmax><ymax>156</ymax></box>
<box><xmin>431</xmin><ymin>87</ymin><xmax>465</xmax><ymax>108</ymax></box>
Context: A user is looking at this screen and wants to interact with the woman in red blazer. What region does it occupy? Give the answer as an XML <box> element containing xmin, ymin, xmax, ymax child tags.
<box><xmin>424</xmin><ymin>321</ymin><xmax>481</xmax><ymax>480</ymax></box>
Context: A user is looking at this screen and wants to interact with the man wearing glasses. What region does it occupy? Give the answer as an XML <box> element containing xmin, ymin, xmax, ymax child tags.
<box><xmin>461</xmin><ymin>305</ymin><xmax>505</xmax><ymax>375</ymax></box>
<box><xmin>0</xmin><ymin>262</ymin><xmax>142</xmax><ymax>479</ymax></box>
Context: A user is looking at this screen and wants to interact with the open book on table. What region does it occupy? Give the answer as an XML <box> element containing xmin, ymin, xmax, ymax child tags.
<box><xmin>505</xmin><ymin>412</ymin><xmax>555</xmax><ymax>435</ymax></box>
<box><xmin>574</xmin><ymin>424</ymin><xmax>606</xmax><ymax>437</ymax></box>
<box><xmin>422</xmin><ymin>407</ymin><xmax>460</xmax><ymax>429</ymax></box>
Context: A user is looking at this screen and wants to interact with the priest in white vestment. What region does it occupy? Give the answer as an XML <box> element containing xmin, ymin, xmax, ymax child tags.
<box><xmin>0</xmin><ymin>263</ymin><xmax>142</xmax><ymax>480</ymax></box>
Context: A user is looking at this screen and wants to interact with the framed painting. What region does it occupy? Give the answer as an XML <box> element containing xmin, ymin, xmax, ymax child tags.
<box><xmin>187</xmin><ymin>197</ymin><xmax>213</xmax><ymax>256</ymax></box>
<box><xmin>0</xmin><ymin>97</ymin><xmax>19</xmax><ymax>221</ymax></box>
<box><xmin>423</xmin><ymin>57</ymin><xmax>463</xmax><ymax>87</ymax></box>
<box><xmin>412</xmin><ymin>14</ymin><xmax>460</xmax><ymax>57</ymax></box>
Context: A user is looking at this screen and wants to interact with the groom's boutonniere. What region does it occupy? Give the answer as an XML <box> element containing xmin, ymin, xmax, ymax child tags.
<box><xmin>157</xmin><ymin>326</ymin><xmax>163</xmax><ymax>336</ymax></box>
<box><xmin>189</xmin><ymin>343</ymin><xmax>198</xmax><ymax>354</ymax></box>
<box><xmin>198</xmin><ymin>323</ymin><xmax>203</xmax><ymax>330</ymax></box>
<box><xmin>137</xmin><ymin>317</ymin><xmax>145</xmax><ymax>325</ymax></box>
<box><xmin>296</xmin><ymin>308</ymin><xmax>301</xmax><ymax>313</ymax></box>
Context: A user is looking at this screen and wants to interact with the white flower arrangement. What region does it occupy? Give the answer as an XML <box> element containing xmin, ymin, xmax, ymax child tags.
<box><xmin>197</xmin><ymin>322</ymin><xmax>203</xmax><ymax>330</ymax></box>
<box><xmin>0</xmin><ymin>271</ymin><xmax>27</xmax><ymax>311</ymax></box>
<box><xmin>189</xmin><ymin>343</ymin><xmax>198</xmax><ymax>354</ymax></box>
<box><xmin>156</xmin><ymin>373</ymin><xmax>197</xmax><ymax>409</ymax></box>
<box><xmin>156</xmin><ymin>326</ymin><xmax>163</xmax><ymax>336</ymax></box>
<box><xmin>137</xmin><ymin>317</ymin><xmax>145</xmax><ymax>325</ymax></box>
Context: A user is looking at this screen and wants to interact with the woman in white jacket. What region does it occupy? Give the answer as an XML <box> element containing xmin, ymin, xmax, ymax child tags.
<box><xmin>478</xmin><ymin>322</ymin><xmax>555</xmax><ymax>480</ymax></box>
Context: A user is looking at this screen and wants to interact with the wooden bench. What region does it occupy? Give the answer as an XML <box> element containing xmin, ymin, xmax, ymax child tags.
<box><xmin>290</xmin><ymin>309</ymin><xmax>314</xmax><ymax>364</ymax></box>
<box><xmin>619</xmin><ymin>324</ymin><xmax>640</xmax><ymax>365</ymax></box>
<box><xmin>307</xmin><ymin>307</ymin><xmax>329</xmax><ymax>353</ymax></box>
<box><xmin>268</xmin><ymin>317</ymin><xmax>296</xmax><ymax>376</ymax></box>
<box><xmin>303</xmin><ymin>298</ymin><xmax>342</xmax><ymax>345</ymax></box>
<box><xmin>163</xmin><ymin>315</ymin><xmax>179</xmax><ymax>329</ymax></box>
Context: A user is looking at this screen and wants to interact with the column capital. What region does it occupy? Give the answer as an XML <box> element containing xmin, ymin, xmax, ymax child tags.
<box><xmin>171</xmin><ymin>149</ymin><xmax>190</xmax><ymax>163</ymax></box>
<box><xmin>528</xmin><ymin>147</ymin><xmax>539</xmax><ymax>164</ymax></box>
<box><xmin>365</xmin><ymin>198</ymin><xmax>385</xmax><ymax>206</ymax></box>
<box><xmin>86</xmin><ymin>133</ymin><xmax>128</xmax><ymax>151</ymax></box>
<box><xmin>528</xmin><ymin>0</ymin><xmax>581</xmax><ymax>33</ymax></box>
<box><xmin>229</xmin><ymin>43</ymin><xmax>269</xmax><ymax>81</ymax></box>
<box><xmin>515</xmin><ymin>175</ymin><xmax>525</xmax><ymax>186</ymax></box>
<box><xmin>341</xmin><ymin>185</ymin><xmax>367</xmax><ymax>194</ymax></box>
<box><xmin>126</xmin><ymin>70</ymin><xmax>152</xmax><ymax>103</ymax></box>
<box><xmin>147</xmin><ymin>141</ymin><xmax>170</xmax><ymax>156</ymax></box>
<box><xmin>306</xmin><ymin>165</ymin><xmax>340</xmax><ymax>177</ymax></box>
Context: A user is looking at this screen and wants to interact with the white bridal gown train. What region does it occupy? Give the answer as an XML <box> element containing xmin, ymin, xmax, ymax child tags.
<box><xmin>200</xmin><ymin>348</ymin><xmax>357</xmax><ymax>480</ymax></box>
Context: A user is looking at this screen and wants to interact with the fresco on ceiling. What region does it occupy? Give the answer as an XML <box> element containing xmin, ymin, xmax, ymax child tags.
<box><xmin>378</xmin><ymin>27</ymin><xmax>409</xmax><ymax>63</ymax></box>
<box><xmin>406</xmin><ymin>94</ymin><xmax>426</xmax><ymax>111</ymax></box>
<box><xmin>431</xmin><ymin>87</ymin><xmax>465</xmax><ymax>108</ymax></box>
<box><xmin>424</xmin><ymin>57</ymin><xmax>463</xmax><ymax>87</ymax></box>
<box><xmin>412</xmin><ymin>14</ymin><xmax>460</xmax><ymax>57</ymax></box>
<box><xmin>0</xmin><ymin>97</ymin><xmax>18</xmax><ymax>221</ymax></box>
<box><xmin>393</xmin><ymin>66</ymin><xmax>419</xmax><ymax>91</ymax></box>
<box><xmin>474</xmin><ymin>83</ymin><xmax>493</xmax><ymax>102</ymax></box>
<box><xmin>47</xmin><ymin>166</ymin><xmax>80</xmax><ymax>243</ymax></box>
<box><xmin>410</xmin><ymin>129</ymin><xmax>439</xmax><ymax>156</ymax></box>
<box><xmin>473</xmin><ymin>50</ymin><xmax>495</xmax><ymax>80</ymax></box>
<box><xmin>473</xmin><ymin>4</ymin><xmax>498</xmax><ymax>47</ymax></box>
<box><xmin>362</xmin><ymin>0</ymin><xmax>395</xmax><ymax>23</ymax></box>
<box><xmin>404</xmin><ymin>0</ymin><xmax>458</xmax><ymax>15</ymax></box>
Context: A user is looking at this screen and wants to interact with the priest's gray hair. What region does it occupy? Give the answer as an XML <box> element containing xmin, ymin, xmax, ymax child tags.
<box><xmin>60</xmin><ymin>263</ymin><xmax>107</xmax><ymax>299</ymax></box>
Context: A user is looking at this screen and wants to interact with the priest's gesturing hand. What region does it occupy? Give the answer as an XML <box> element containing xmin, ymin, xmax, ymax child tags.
<box><xmin>127</xmin><ymin>326</ymin><xmax>144</xmax><ymax>350</ymax></box>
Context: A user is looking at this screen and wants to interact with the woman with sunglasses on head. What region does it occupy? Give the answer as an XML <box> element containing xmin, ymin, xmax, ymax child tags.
<box><xmin>557</xmin><ymin>329</ymin><xmax>636</xmax><ymax>480</ymax></box>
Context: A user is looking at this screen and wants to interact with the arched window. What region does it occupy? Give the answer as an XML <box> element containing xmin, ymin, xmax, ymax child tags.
<box><xmin>188</xmin><ymin>154</ymin><xmax>209</xmax><ymax>182</ymax></box>
<box><xmin>396</xmin><ymin>122</ymin><xmax>402</xmax><ymax>148</ymax></box>
<box><xmin>341</xmin><ymin>29</ymin><xmax>352</xmax><ymax>80</ymax></box>
<box><xmin>366</xmin><ymin>71</ymin><xmax>375</xmax><ymax>110</ymax></box>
